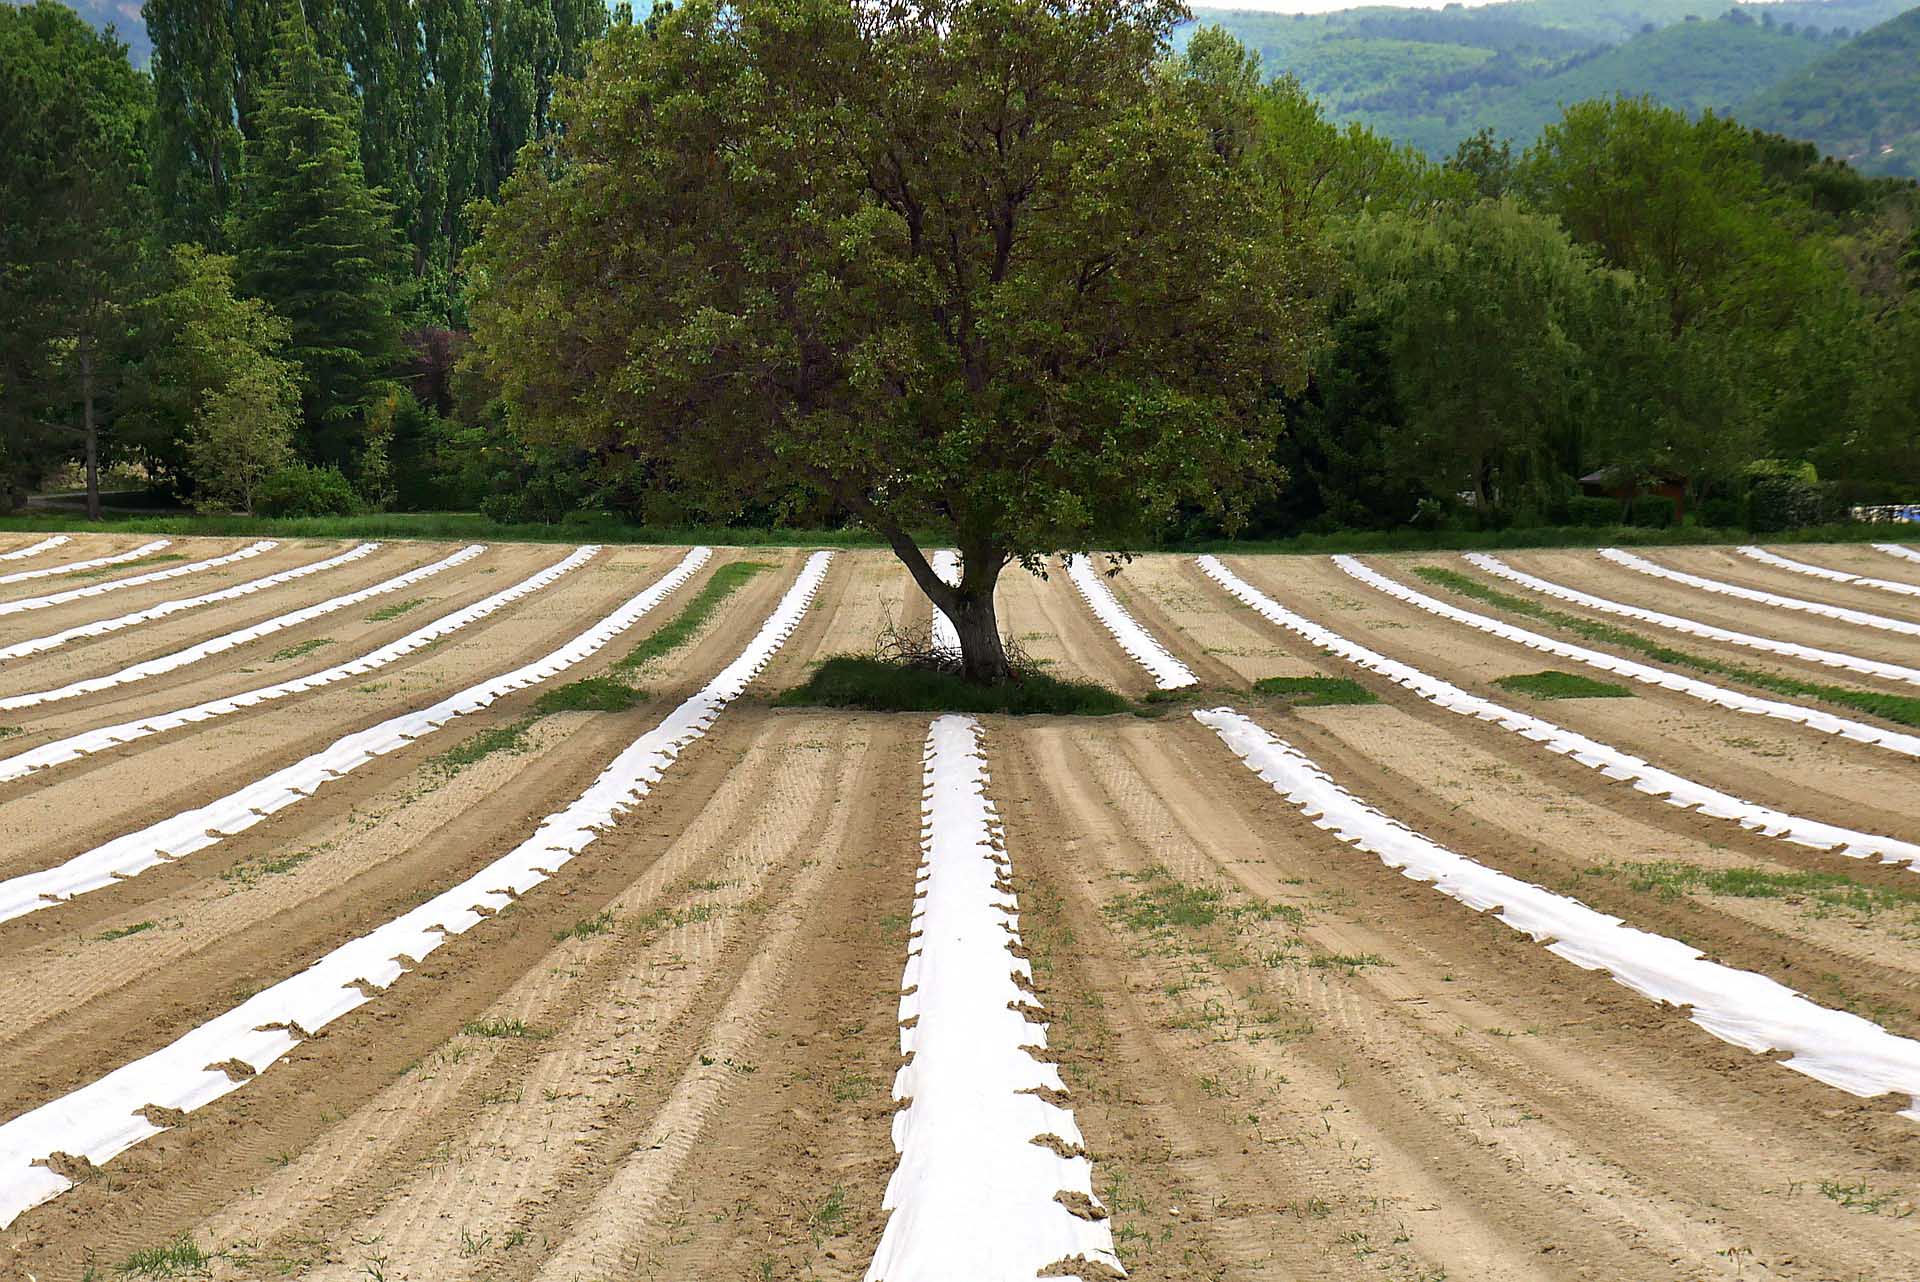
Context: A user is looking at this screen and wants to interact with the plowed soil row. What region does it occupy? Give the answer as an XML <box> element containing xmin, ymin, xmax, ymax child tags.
<box><xmin>2</xmin><ymin>544</ymin><xmax>1914</xmax><ymax>1282</ymax></box>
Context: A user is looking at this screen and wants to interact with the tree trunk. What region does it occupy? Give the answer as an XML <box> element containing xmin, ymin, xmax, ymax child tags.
<box><xmin>945</xmin><ymin>585</ymin><xmax>1012</xmax><ymax>686</ymax></box>
<box><xmin>81</xmin><ymin>338</ymin><xmax>101</xmax><ymax>522</ymax></box>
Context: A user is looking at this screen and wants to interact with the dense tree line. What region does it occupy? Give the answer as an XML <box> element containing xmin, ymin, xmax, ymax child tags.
<box><xmin>0</xmin><ymin>0</ymin><xmax>604</xmax><ymax>513</ymax></box>
<box><xmin>3</xmin><ymin>0</ymin><xmax>1917</xmax><ymax>555</ymax></box>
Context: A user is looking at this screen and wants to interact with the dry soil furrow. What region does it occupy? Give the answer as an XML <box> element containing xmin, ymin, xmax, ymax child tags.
<box><xmin>165</xmin><ymin>712</ymin><xmax>915</xmax><ymax>1282</ymax></box>
<box><xmin>0</xmin><ymin>552</ymin><xmax>803</xmax><ymax>1111</ymax></box>
<box><xmin>0</xmin><ymin>542</ymin><xmax>537</xmax><ymax>742</ymax></box>
<box><xmin>997</xmin><ymin>560</ymin><xmax>1155</xmax><ymax>695</ymax></box>
<box><xmin>1008</xmin><ymin>716</ymin><xmax>1920</xmax><ymax>1281</ymax></box>
<box><xmin>1500</xmin><ymin>550</ymin><xmax>1920</xmax><ymax>671</ymax></box>
<box><xmin>1656</xmin><ymin>546</ymin><xmax>1920</xmax><ymax>624</ymax></box>
<box><xmin>1227</xmin><ymin>554</ymin><xmax>1918</xmax><ymax>842</ymax></box>
<box><xmin>0</xmin><ymin>557</ymin><xmax>829</xmax><ymax>1277</ymax></box>
<box><xmin>0</xmin><ymin>538</ymin><xmax>301</xmax><ymax>625</ymax></box>
<box><xmin>0</xmin><ymin>540</ymin><xmax>460</xmax><ymax>701</ymax></box>
<box><xmin>1094</xmin><ymin>559</ymin><xmax>1920</xmax><ymax>1024</ymax></box>
<box><xmin>0</xmin><ymin>545</ymin><xmax>677</xmax><ymax>879</ymax></box>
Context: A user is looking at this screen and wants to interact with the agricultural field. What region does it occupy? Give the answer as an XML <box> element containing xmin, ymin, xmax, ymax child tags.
<box><xmin>2</xmin><ymin>532</ymin><xmax>1919</xmax><ymax>1281</ymax></box>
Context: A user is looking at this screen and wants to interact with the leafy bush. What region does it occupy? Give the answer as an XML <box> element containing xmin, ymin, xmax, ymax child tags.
<box><xmin>1566</xmin><ymin>495</ymin><xmax>1621</xmax><ymax>527</ymax></box>
<box><xmin>1697</xmin><ymin>494</ymin><xmax>1745</xmax><ymax>528</ymax></box>
<box><xmin>777</xmin><ymin>656</ymin><xmax>1130</xmax><ymax>716</ymax></box>
<box><xmin>255</xmin><ymin>463</ymin><xmax>362</xmax><ymax>517</ymax></box>
<box><xmin>1627</xmin><ymin>495</ymin><xmax>1676</xmax><ymax>527</ymax></box>
<box><xmin>1748</xmin><ymin>475</ymin><xmax>1826</xmax><ymax>532</ymax></box>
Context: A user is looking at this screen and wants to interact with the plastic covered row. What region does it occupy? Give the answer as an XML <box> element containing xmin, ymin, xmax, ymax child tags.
<box><xmin>0</xmin><ymin>545</ymin><xmax>483</xmax><ymax>711</ymax></box>
<box><xmin>0</xmin><ymin>542</ymin><xmax>380</xmax><ymax>664</ymax></box>
<box><xmin>0</xmin><ymin>535</ymin><xmax>69</xmax><ymax>562</ymax></box>
<box><xmin>1601</xmin><ymin>547</ymin><xmax>1920</xmax><ymax>637</ymax></box>
<box><xmin>929</xmin><ymin>549</ymin><xmax>961</xmax><ymax>653</ymax></box>
<box><xmin>1465</xmin><ymin>553</ymin><xmax>1920</xmax><ymax>688</ymax></box>
<box><xmin>1197</xmin><ymin>707</ymin><xmax>1920</xmax><ymax>1120</ymax></box>
<box><xmin>1196</xmin><ymin>556</ymin><xmax>1920</xmax><ymax>870</ymax></box>
<box><xmin>0</xmin><ymin>541</ymin><xmax>275</xmax><ymax>617</ymax></box>
<box><xmin>1737</xmin><ymin>545</ymin><xmax>1920</xmax><ymax>600</ymax></box>
<box><xmin>1063</xmin><ymin>554</ymin><xmax>1196</xmax><ymax>690</ymax></box>
<box><xmin>0</xmin><ymin>545</ymin><xmax>719</xmax><ymax>919</ymax></box>
<box><xmin>0</xmin><ymin>550</ymin><xmax>831</xmax><ymax>1230</ymax></box>
<box><xmin>865</xmin><ymin>715</ymin><xmax>1124</xmax><ymax>1282</ymax></box>
<box><xmin>1336</xmin><ymin>556</ymin><xmax>1920</xmax><ymax>759</ymax></box>
<box><xmin>0</xmin><ymin>538</ymin><xmax>168</xmax><ymax>586</ymax></box>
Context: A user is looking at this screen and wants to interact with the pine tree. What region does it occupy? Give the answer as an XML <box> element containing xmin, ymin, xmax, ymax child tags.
<box><xmin>232</xmin><ymin>5</ymin><xmax>405</xmax><ymax>468</ymax></box>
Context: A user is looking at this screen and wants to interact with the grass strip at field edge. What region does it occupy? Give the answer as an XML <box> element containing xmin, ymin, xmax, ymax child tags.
<box><xmin>1414</xmin><ymin>565</ymin><xmax>1920</xmax><ymax>729</ymax></box>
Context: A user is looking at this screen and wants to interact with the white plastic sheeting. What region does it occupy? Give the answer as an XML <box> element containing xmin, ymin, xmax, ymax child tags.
<box><xmin>0</xmin><ymin>545</ymin><xmax>483</xmax><ymax>711</ymax></box>
<box><xmin>0</xmin><ymin>539</ymin><xmax>170</xmax><ymax>587</ymax></box>
<box><xmin>0</xmin><ymin>545</ymin><xmax>569</xmax><ymax>780</ymax></box>
<box><xmin>0</xmin><ymin>546</ymin><xmax>716</xmax><ymax>920</ymax></box>
<box><xmin>1335</xmin><ymin>556</ymin><xmax>1920</xmax><ymax>759</ymax></box>
<box><xmin>0</xmin><ymin>550</ymin><xmax>831</xmax><ymax>1231</ymax></box>
<box><xmin>1877</xmin><ymin>543</ymin><xmax>1920</xmax><ymax>566</ymax></box>
<box><xmin>1062</xmin><ymin>554</ymin><xmax>1196</xmax><ymax>690</ymax></box>
<box><xmin>1196</xmin><ymin>708</ymin><xmax>1920</xmax><ymax>1121</ymax></box>
<box><xmin>0</xmin><ymin>542</ymin><xmax>379</xmax><ymax>664</ymax></box>
<box><xmin>1196</xmin><ymin>556</ymin><xmax>1920</xmax><ymax>870</ymax></box>
<box><xmin>1465</xmin><ymin>553</ymin><xmax>1920</xmax><ymax>689</ymax></box>
<box><xmin>866</xmin><ymin>715</ymin><xmax>1124</xmax><ymax>1282</ymax></box>
<box><xmin>929</xmin><ymin>549</ymin><xmax>961</xmax><ymax>653</ymax></box>
<box><xmin>1736</xmin><ymin>546</ymin><xmax>1920</xmax><ymax>599</ymax></box>
<box><xmin>0</xmin><ymin>541</ymin><xmax>275</xmax><ymax>618</ymax></box>
<box><xmin>1600</xmin><ymin>547</ymin><xmax>1920</xmax><ymax>638</ymax></box>
<box><xmin>0</xmin><ymin>536</ymin><xmax>68</xmax><ymax>562</ymax></box>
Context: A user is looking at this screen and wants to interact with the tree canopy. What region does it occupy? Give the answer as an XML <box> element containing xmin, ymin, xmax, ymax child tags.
<box><xmin>471</xmin><ymin>0</ymin><xmax>1325</xmax><ymax>682</ymax></box>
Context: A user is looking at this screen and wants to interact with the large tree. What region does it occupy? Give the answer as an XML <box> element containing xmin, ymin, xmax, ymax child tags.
<box><xmin>470</xmin><ymin>0</ymin><xmax>1320</xmax><ymax>683</ymax></box>
<box><xmin>0</xmin><ymin>1</ymin><xmax>150</xmax><ymax>518</ymax></box>
<box><xmin>232</xmin><ymin>6</ymin><xmax>406</xmax><ymax>468</ymax></box>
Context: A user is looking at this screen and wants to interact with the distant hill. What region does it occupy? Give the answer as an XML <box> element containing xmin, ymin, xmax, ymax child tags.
<box><xmin>1742</xmin><ymin>6</ymin><xmax>1920</xmax><ymax>176</ymax></box>
<box><xmin>1188</xmin><ymin>0</ymin><xmax>1914</xmax><ymax>156</ymax></box>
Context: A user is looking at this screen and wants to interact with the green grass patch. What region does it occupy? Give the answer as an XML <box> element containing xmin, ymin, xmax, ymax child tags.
<box><xmin>614</xmin><ymin>559</ymin><xmax>776</xmax><ymax>673</ymax></box>
<box><xmin>66</xmin><ymin>552</ymin><xmax>185</xmax><ymax>579</ymax></box>
<box><xmin>1492</xmin><ymin>670</ymin><xmax>1634</xmax><ymax>700</ymax></box>
<box><xmin>118</xmin><ymin>1233</ymin><xmax>212</xmax><ymax>1276</ymax></box>
<box><xmin>220</xmin><ymin>851</ymin><xmax>316</xmax><ymax>888</ymax></box>
<box><xmin>269</xmin><ymin>637</ymin><xmax>333</xmax><ymax>662</ymax></box>
<box><xmin>534</xmin><ymin>676</ymin><xmax>640</xmax><ymax>714</ymax></box>
<box><xmin>0</xmin><ymin>725</ymin><xmax>19</xmax><ymax>739</ymax></box>
<box><xmin>1254</xmin><ymin>675</ymin><xmax>1378</xmax><ymax>706</ymax></box>
<box><xmin>1413</xmin><ymin>566</ymin><xmax>1920</xmax><ymax>730</ymax></box>
<box><xmin>461</xmin><ymin>1017</ymin><xmax>547</xmax><ymax>1039</ymax></box>
<box><xmin>1587</xmin><ymin>860</ymin><xmax>1920</xmax><ymax>917</ymax></box>
<box><xmin>96</xmin><ymin>920</ymin><xmax>157</xmax><ymax>942</ymax></box>
<box><xmin>555</xmin><ymin>910</ymin><xmax>615</xmax><ymax>941</ymax></box>
<box><xmin>430</xmin><ymin>716</ymin><xmax>534</xmax><ymax>776</ymax></box>
<box><xmin>1105</xmin><ymin>865</ymin><xmax>1301</xmax><ymax>933</ymax></box>
<box><xmin>366</xmin><ymin>596</ymin><xmax>425</xmax><ymax>622</ymax></box>
<box><xmin>777</xmin><ymin>655</ymin><xmax>1130</xmax><ymax>716</ymax></box>
<box><xmin>1308</xmin><ymin>952</ymin><xmax>1391</xmax><ymax>971</ymax></box>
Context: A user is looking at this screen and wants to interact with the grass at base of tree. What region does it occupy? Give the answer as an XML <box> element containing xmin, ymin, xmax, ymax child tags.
<box><xmin>5</xmin><ymin>508</ymin><xmax>1916</xmax><ymax>557</ymax></box>
<box><xmin>615</xmin><ymin>559</ymin><xmax>776</xmax><ymax>672</ymax></box>
<box><xmin>534</xmin><ymin>677</ymin><xmax>641</xmax><ymax>714</ymax></box>
<box><xmin>776</xmin><ymin>656</ymin><xmax>1131</xmax><ymax>716</ymax></box>
<box><xmin>1413</xmin><ymin>565</ymin><xmax>1920</xmax><ymax>729</ymax></box>
<box><xmin>1254</xmin><ymin>675</ymin><xmax>1379</xmax><ymax>706</ymax></box>
<box><xmin>1492</xmin><ymin>670</ymin><xmax>1634</xmax><ymax>699</ymax></box>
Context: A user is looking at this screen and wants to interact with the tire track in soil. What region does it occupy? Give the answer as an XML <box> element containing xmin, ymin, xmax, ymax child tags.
<box><xmin>180</xmin><ymin>713</ymin><xmax>916</xmax><ymax>1282</ymax></box>
<box><xmin>1003</xmin><ymin>717</ymin><xmax>1920</xmax><ymax>1281</ymax></box>
<box><xmin>1096</xmin><ymin>557</ymin><xmax>1920</xmax><ymax>1046</ymax></box>
<box><xmin>0</xmin><ymin>550</ymin><xmax>837</xmax><ymax>1276</ymax></box>
<box><xmin>0</xmin><ymin>551</ymin><xmax>798</xmax><ymax>1123</ymax></box>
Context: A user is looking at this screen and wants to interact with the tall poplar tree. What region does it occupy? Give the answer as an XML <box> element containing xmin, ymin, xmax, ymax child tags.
<box><xmin>232</xmin><ymin>5</ymin><xmax>405</xmax><ymax>467</ymax></box>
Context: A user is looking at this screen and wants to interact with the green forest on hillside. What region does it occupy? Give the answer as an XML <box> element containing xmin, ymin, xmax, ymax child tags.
<box><xmin>1188</xmin><ymin>0</ymin><xmax>1914</xmax><ymax>160</ymax></box>
<box><xmin>1744</xmin><ymin>6</ymin><xmax>1920</xmax><ymax>176</ymax></box>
